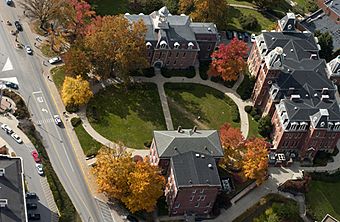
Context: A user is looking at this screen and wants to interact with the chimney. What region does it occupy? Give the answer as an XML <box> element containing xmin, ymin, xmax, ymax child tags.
<box><xmin>0</xmin><ymin>168</ymin><xmax>4</xmax><ymax>176</ymax></box>
<box><xmin>0</xmin><ymin>199</ymin><xmax>7</xmax><ymax>208</ymax></box>
<box><xmin>177</xmin><ymin>126</ymin><xmax>182</xmax><ymax>133</ymax></box>
<box><xmin>208</xmin><ymin>164</ymin><xmax>213</xmax><ymax>169</ymax></box>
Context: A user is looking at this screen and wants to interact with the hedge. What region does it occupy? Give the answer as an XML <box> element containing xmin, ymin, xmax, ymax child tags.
<box><xmin>161</xmin><ymin>66</ymin><xmax>196</xmax><ymax>78</ymax></box>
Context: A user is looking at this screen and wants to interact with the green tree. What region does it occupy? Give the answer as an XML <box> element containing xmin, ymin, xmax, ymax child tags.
<box><xmin>315</xmin><ymin>30</ymin><xmax>334</xmax><ymax>62</ymax></box>
<box><xmin>258</xmin><ymin>115</ymin><xmax>273</xmax><ymax>138</ymax></box>
<box><xmin>165</xmin><ymin>0</ymin><xmax>180</xmax><ymax>14</ymax></box>
<box><xmin>128</xmin><ymin>0</ymin><xmax>164</xmax><ymax>14</ymax></box>
<box><xmin>239</xmin><ymin>14</ymin><xmax>259</xmax><ymax>31</ymax></box>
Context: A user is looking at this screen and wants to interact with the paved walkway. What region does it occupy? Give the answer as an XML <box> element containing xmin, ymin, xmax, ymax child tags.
<box><xmin>134</xmin><ymin>73</ymin><xmax>252</xmax><ymax>138</ymax></box>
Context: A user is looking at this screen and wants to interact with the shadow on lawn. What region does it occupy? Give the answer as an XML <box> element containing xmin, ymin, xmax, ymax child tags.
<box><xmin>87</xmin><ymin>83</ymin><xmax>166</xmax><ymax>128</ymax></box>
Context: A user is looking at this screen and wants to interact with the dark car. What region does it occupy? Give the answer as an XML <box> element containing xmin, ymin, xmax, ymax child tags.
<box><xmin>243</xmin><ymin>33</ymin><xmax>249</xmax><ymax>42</ymax></box>
<box><xmin>226</xmin><ymin>31</ymin><xmax>233</xmax><ymax>40</ymax></box>
<box><xmin>28</xmin><ymin>213</ymin><xmax>40</xmax><ymax>220</ymax></box>
<box><xmin>14</xmin><ymin>21</ymin><xmax>23</xmax><ymax>32</ymax></box>
<box><xmin>5</xmin><ymin>81</ymin><xmax>18</xmax><ymax>89</ymax></box>
<box><xmin>26</xmin><ymin>203</ymin><xmax>38</xmax><ymax>210</ymax></box>
<box><xmin>237</xmin><ymin>32</ymin><xmax>243</xmax><ymax>40</ymax></box>
<box><xmin>127</xmin><ymin>215</ymin><xmax>139</xmax><ymax>222</ymax></box>
<box><xmin>6</xmin><ymin>0</ymin><xmax>13</xmax><ymax>6</ymax></box>
<box><xmin>26</xmin><ymin>192</ymin><xmax>37</xmax><ymax>199</ymax></box>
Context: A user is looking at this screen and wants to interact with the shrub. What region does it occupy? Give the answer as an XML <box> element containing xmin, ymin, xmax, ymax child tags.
<box><xmin>292</xmin><ymin>5</ymin><xmax>305</xmax><ymax>15</ymax></box>
<box><xmin>258</xmin><ymin>115</ymin><xmax>273</xmax><ymax>138</ymax></box>
<box><xmin>237</xmin><ymin>75</ymin><xmax>256</xmax><ymax>100</ymax></box>
<box><xmin>254</xmin><ymin>115</ymin><xmax>261</xmax><ymax>121</ymax></box>
<box><xmin>307</xmin><ymin>0</ymin><xmax>319</xmax><ymax>13</ymax></box>
<box><xmin>232</xmin><ymin>107</ymin><xmax>240</xmax><ymax>123</ymax></box>
<box><xmin>250</xmin><ymin>109</ymin><xmax>258</xmax><ymax>117</ymax></box>
<box><xmin>71</xmin><ymin>117</ymin><xmax>82</xmax><ymax>127</ymax></box>
<box><xmin>199</xmin><ymin>62</ymin><xmax>210</xmax><ymax>80</ymax></box>
<box><xmin>245</xmin><ymin>105</ymin><xmax>253</xmax><ymax>113</ymax></box>
<box><xmin>240</xmin><ymin>14</ymin><xmax>259</xmax><ymax>31</ymax></box>
<box><xmin>65</xmin><ymin>104</ymin><xmax>79</xmax><ymax>113</ymax></box>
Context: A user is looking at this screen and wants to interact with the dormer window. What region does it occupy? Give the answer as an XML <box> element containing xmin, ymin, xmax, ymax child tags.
<box><xmin>146</xmin><ymin>42</ymin><xmax>152</xmax><ymax>49</ymax></box>
<box><xmin>160</xmin><ymin>40</ymin><xmax>167</xmax><ymax>49</ymax></box>
<box><xmin>174</xmin><ymin>42</ymin><xmax>180</xmax><ymax>49</ymax></box>
<box><xmin>188</xmin><ymin>42</ymin><xmax>194</xmax><ymax>49</ymax></box>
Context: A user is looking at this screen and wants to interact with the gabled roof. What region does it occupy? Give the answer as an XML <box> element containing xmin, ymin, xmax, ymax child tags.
<box><xmin>153</xmin><ymin>129</ymin><xmax>223</xmax><ymax>158</ymax></box>
<box><xmin>171</xmin><ymin>151</ymin><xmax>221</xmax><ymax>187</ymax></box>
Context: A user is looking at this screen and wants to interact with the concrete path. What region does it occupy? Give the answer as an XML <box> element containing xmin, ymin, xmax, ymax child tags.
<box><xmin>134</xmin><ymin>73</ymin><xmax>252</xmax><ymax>138</ymax></box>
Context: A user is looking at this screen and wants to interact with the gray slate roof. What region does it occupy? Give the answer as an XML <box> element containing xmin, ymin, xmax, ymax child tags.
<box><xmin>171</xmin><ymin>151</ymin><xmax>221</xmax><ymax>187</ymax></box>
<box><xmin>300</xmin><ymin>9</ymin><xmax>340</xmax><ymax>51</ymax></box>
<box><xmin>153</xmin><ymin>129</ymin><xmax>224</xmax><ymax>158</ymax></box>
<box><xmin>0</xmin><ymin>156</ymin><xmax>26</xmax><ymax>222</ymax></box>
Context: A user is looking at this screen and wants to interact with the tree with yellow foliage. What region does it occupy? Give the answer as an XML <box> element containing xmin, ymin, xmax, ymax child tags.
<box><xmin>122</xmin><ymin>157</ymin><xmax>165</xmax><ymax>213</ymax></box>
<box><xmin>93</xmin><ymin>147</ymin><xmax>165</xmax><ymax>213</ymax></box>
<box><xmin>242</xmin><ymin>138</ymin><xmax>269</xmax><ymax>185</ymax></box>
<box><xmin>61</xmin><ymin>75</ymin><xmax>93</xmax><ymax>107</ymax></box>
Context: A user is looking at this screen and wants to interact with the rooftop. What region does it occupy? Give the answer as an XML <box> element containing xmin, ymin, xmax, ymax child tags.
<box><xmin>0</xmin><ymin>155</ymin><xmax>26</xmax><ymax>222</ymax></box>
<box><xmin>153</xmin><ymin>129</ymin><xmax>224</xmax><ymax>158</ymax></box>
<box><xmin>300</xmin><ymin>9</ymin><xmax>340</xmax><ymax>51</ymax></box>
<box><xmin>324</xmin><ymin>0</ymin><xmax>340</xmax><ymax>17</ymax></box>
<box><xmin>321</xmin><ymin>214</ymin><xmax>339</xmax><ymax>222</ymax></box>
<box><xmin>171</xmin><ymin>151</ymin><xmax>221</xmax><ymax>187</ymax></box>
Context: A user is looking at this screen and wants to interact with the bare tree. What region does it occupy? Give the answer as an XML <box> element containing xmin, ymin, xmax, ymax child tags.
<box><xmin>19</xmin><ymin>0</ymin><xmax>64</xmax><ymax>29</ymax></box>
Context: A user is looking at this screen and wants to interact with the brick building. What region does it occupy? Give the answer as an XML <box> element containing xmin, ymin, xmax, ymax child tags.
<box><xmin>125</xmin><ymin>6</ymin><xmax>218</xmax><ymax>69</ymax></box>
<box><xmin>149</xmin><ymin>128</ymin><xmax>223</xmax><ymax>217</ymax></box>
<box><xmin>316</xmin><ymin>0</ymin><xmax>340</xmax><ymax>23</ymax></box>
<box><xmin>247</xmin><ymin>13</ymin><xmax>340</xmax><ymax>161</ymax></box>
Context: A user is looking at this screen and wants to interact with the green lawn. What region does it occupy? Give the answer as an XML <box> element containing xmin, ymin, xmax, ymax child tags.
<box><xmin>165</xmin><ymin>83</ymin><xmax>240</xmax><ymax>130</ymax></box>
<box><xmin>41</xmin><ymin>44</ymin><xmax>59</xmax><ymax>57</ymax></box>
<box><xmin>248</xmin><ymin>114</ymin><xmax>262</xmax><ymax>138</ymax></box>
<box><xmin>87</xmin><ymin>83</ymin><xmax>166</xmax><ymax>149</ymax></box>
<box><xmin>89</xmin><ymin>0</ymin><xmax>128</xmax><ymax>15</ymax></box>
<box><xmin>74</xmin><ymin>124</ymin><xmax>102</xmax><ymax>156</ymax></box>
<box><xmin>306</xmin><ymin>180</ymin><xmax>340</xmax><ymax>221</ymax></box>
<box><xmin>51</xmin><ymin>66</ymin><xmax>65</xmax><ymax>91</ymax></box>
<box><xmin>227</xmin><ymin>7</ymin><xmax>276</xmax><ymax>32</ymax></box>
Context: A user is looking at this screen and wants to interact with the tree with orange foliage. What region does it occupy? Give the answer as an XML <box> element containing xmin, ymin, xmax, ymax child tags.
<box><xmin>122</xmin><ymin>156</ymin><xmax>165</xmax><ymax>213</ymax></box>
<box><xmin>93</xmin><ymin>147</ymin><xmax>165</xmax><ymax>213</ymax></box>
<box><xmin>219</xmin><ymin>123</ymin><xmax>244</xmax><ymax>170</ymax></box>
<box><xmin>242</xmin><ymin>138</ymin><xmax>269</xmax><ymax>185</ymax></box>
<box><xmin>208</xmin><ymin>38</ymin><xmax>248</xmax><ymax>82</ymax></box>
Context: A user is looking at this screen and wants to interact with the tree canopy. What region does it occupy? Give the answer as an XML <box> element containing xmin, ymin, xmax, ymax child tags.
<box><xmin>93</xmin><ymin>147</ymin><xmax>165</xmax><ymax>213</ymax></box>
<box><xmin>315</xmin><ymin>30</ymin><xmax>334</xmax><ymax>62</ymax></box>
<box><xmin>61</xmin><ymin>75</ymin><xmax>93</xmax><ymax>107</ymax></box>
<box><xmin>84</xmin><ymin>15</ymin><xmax>148</xmax><ymax>80</ymax></box>
<box><xmin>209</xmin><ymin>38</ymin><xmax>248</xmax><ymax>82</ymax></box>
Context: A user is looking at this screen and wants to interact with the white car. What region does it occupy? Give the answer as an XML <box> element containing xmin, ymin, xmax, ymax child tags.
<box><xmin>251</xmin><ymin>33</ymin><xmax>256</xmax><ymax>43</ymax></box>
<box><xmin>36</xmin><ymin>163</ymin><xmax>44</xmax><ymax>175</ymax></box>
<box><xmin>53</xmin><ymin>115</ymin><xmax>62</xmax><ymax>126</ymax></box>
<box><xmin>48</xmin><ymin>56</ymin><xmax>62</xmax><ymax>64</ymax></box>
<box><xmin>11</xmin><ymin>133</ymin><xmax>23</xmax><ymax>144</ymax></box>
<box><xmin>1</xmin><ymin>124</ymin><xmax>13</xmax><ymax>134</ymax></box>
<box><xmin>25</xmin><ymin>46</ymin><xmax>33</xmax><ymax>55</ymax></box>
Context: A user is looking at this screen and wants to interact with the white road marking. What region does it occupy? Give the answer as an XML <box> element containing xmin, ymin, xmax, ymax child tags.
<box><xmin>41</xmin><ymin>108</ymin><xmax>48</xmax><ymax>113</ymax></box>
<box><xmin>2</xmin><ymin>57</ymin><xmax>13</xmax><ymax>72</ymax></box>
<box><xmin>32</xmin><ymin>90</ymin><xmax>42</xmax><ymax>95</ymax></box>
<box><xmin>36</xmin><ymin>118</ymin><xmax>54</xmax><ymax>124</ymax></box>
<box><xmin>37</xmin><ymin>96</ymin><xmax>44</xmax><ymax>103</ymax></box>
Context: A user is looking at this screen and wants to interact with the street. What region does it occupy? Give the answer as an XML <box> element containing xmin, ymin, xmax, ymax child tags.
<box><xmin>0</xmin><ymin>1</ymin><xmax>104</xmax><ymax>222</ymax></box>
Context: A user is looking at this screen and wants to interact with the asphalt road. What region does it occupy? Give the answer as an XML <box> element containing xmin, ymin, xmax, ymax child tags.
<box><xmin>0</xmin><ymin>2</ymin><xmax>104</xmax><ymax>222</ymax></box>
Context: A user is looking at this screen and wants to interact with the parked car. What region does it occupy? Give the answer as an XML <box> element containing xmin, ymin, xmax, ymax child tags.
<box><xmin>251</xmin><ymin>33</ymin><xmax>256</xmax><ymax>43</ymax></box>
<box><xmin>14</xmin><ymin>21</ymin><xmax>23</xmax><ymax>31</ymax></box>
<box><xmin>48</xmin><ymin>56</ymin><xmax>62</xmax><ymax>64</ymax></box>
<box><xmin>237</xmin><ymin>32</ymin><xmax>243</xmax><ymax>40</ymax></box>
<box><xmin>5</xmin><ymin>81</ymin><xmax>18</xmax><ymax>89</ymax></box>
<box><xmin>26</xmin><ymin>192</ymin><xmax>37</xmax><ymax>199</ymax></box>
<box><xmin>31</xmin><ymin>150</ymin><xmax>40</xmax><ymax>163</ymax></box>
<box><xmin>226</xmin><ymin>31</ymin><xmax>233</xmax><ymax>40</ymax></box>
<box><xmin>127</xmin><ymin>215</ymin><xmax>139</xmax><ymax>222</ymax></box>
<box><xmin>28</xmin><ymin>213</ymin><xmax>40</xmax><ymax>220</ymax></box>
<box><xmin>243</xmin><ymin>33</ymin><xmax>249</xmax><ymax>42</ymax></box>
<box><xmin>53</xmin><ymin>115</ymin><xmax>62</xmax><ymax>126</ymax></box>
<box><xmin>1</xmin><ymin>124</ymin><xmax>13</xmax><ymax>134</ymax></box>
<box><xmin>26</xmin><ymin>203</ymin><xmax>37</xmax><ymax>210</ymax></box>
<box><xmin>6</xmin><ymin>0</ymin><xmax>13</xmax><ymax>6</ymax></box>
<box><xmin>25</xmin><ymin>46</ymin><xmax>33</xmax><ymax>55</ymax></box>
<box><xmin>36</xmin><ymin>163</ymin><xmax>43</xmax><ymax>175</ymax></box>
<box><xmin>11</xmin><ymin>133</ymin><xmax>23</xmax><ymax>144</ymax></box>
